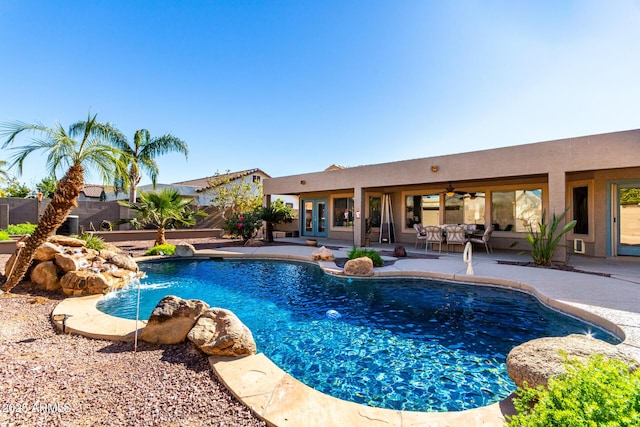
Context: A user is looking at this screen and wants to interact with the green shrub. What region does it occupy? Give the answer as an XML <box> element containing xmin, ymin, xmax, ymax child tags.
<box><xmin>6</xmin><ymin>222</ymin><xmax>37</xmax><ymax>235</ymax></box>
<box><xmin>145</xmin><ymin>244</ymin><xmax>176</xmax><ymax>256</ymax></box>
<box><xmin>0</xmin><ymin>230</ymin><xmax>10</xmax><ymax>241</ymax></box>
<box><xmin>507</xmin><ymin>354</ymin><xmax>640</xmax><ymax>427</ymax></box>
<box><xmin>224</xmin><ymin>209</ymin><xmax>263</xmax><ymax>243</ymax></box>
<box><xmin>73</xmin><ymin>233</ymin><xmax>106</xmax><ymax>250</ymax></box>
<box><xmin>347</xmin><ymin>247</ymin><xmax>384</xmax><ymax>267</ymax></box>
<box><xmin>525</xmin><ymin>209</ymin><xmax>576</xmax><ymax>266</ymax></box>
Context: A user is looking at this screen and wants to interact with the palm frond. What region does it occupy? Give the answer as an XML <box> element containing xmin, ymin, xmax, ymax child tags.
<box><xmin>140</xmin><ymin>133</ymin><xmax>189</xmax><ymax>159</ymax></box>
<box><xmin>0</xmin><ymin>120</ymin><xmax>51</xmax><ymax>148</ymax></box>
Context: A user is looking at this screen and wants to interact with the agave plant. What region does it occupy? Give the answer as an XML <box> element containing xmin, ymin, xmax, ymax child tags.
<box><xmin>525</xmin><ymin>208</ymin><xmax>577</xmax><ymax>266</ymax></box>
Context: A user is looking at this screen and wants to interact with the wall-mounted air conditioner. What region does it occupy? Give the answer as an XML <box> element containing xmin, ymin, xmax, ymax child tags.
<box><xmin>573</xmin><ymin>239</ymin><xmax>585</xmax><ymax>254</ymax></box>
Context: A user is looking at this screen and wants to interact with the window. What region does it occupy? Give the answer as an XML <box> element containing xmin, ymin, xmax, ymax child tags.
<box><xmin>369</xmin><ymin>196</ymin><xmax>381</xmax><ymax>228</ymax></box>
<box><xmin>444</xmin><ymin>194</ymin><xmax>464</xmax><ymax>224</ymax></box>
<box><xmin>252</xmin><ymin>175</ymin><xmax>261</xmax><ymax>183</ymax></box>
<box><xmin>463</xmin><ymin>193</ymin><xmax>485</xmax><ymax>226</ymax></box>
<box><xmin>333</xmin><ymin>197</ymin><xmax>354</xmax><ymax>227</ymax></box>
<box><xmin>491</xmin><ymin>189</ymin><xmax>542</xmax><ymax>232</ymax></box>
<box><xmin>572</xmin><ymin>186</ymin><xmax>589</xmax><ymax>235</ymax></box>
<box><xmin>405</xmin><ymin>194</ymin><xmax>440</xmax><ymax>228</ymax></box>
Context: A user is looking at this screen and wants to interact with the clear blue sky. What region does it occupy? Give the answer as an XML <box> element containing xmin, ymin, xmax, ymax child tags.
<box><xmin>1</xmin><ymin>0</ymin><xmax>639</xmax><ymax>188</ymax></box>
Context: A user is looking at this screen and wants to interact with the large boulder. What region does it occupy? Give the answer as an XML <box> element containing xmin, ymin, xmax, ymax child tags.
<box><xmin>175</xmin><ymin>242</ymin><xmax>197</xmax><ymax>257</ymax></box>
<box><xmin>344</xmin><ymin>256</ymin><xmax>374</xmax><ymax>277</ymax></box>
<box><xmin>507</xmin><ymin>334</ymin><xmax>637</xmax><ymax>389</ymax></box>
<box><xmin>30</xmin><ymin>261</ymin><xmax>61</xmax><ymax>291</ymax></box>
<box><xmin>48</xmin><ymin>235</ymin><xmax>86</xmax><ymax>247</ymax></box>
<box><xmin>311</xmin><ymin>246</ymin><xmax>334</xmax><ymax>261</ymax></box>
<box><xmin>34</xmin><ymin>242</ymin><xmax>63</xmax><ymax>262</ymax></box>
<box><xmin>60</xmin><ymin>270</ymin><xmax>114</xmax><ymax>296</ymax></box>
<box><xmin>187</xmin><ymin>307</ymin><xmax>256</xmax><ymax>357</ymax></box>
<box><xmin>141</xmin><ymin>296</ymin><xmax>209</xmax><ymax>345</ymax></box>
<box><xmin>99</xmin><ymin>250</ymin><xmax>139</xmax><ymax>272</ymax></box>
<box><xmin>54</xmin><ymin>253</ymin><xmax>80</xmax><ymax>273</ymax></box>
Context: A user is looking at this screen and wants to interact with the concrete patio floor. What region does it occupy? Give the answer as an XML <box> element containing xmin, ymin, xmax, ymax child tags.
<box><xmin>52</xmin><ymin>239</ymin><xmax>640</xmax><ymax>427</ymax></box>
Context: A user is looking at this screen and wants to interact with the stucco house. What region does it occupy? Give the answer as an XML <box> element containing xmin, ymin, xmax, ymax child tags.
<box><xmin>77</xmin><ymin>185</ymin><xmax>128</xmax><ymax>202</ymax></box>
<box><xmin>263</xmin><ymin>129</ymin><xmax>640</xmax><ymax>260</ymax></box>
<box><xmin>136</xmin><ymin>168</ymin><xmax>270</xmax><ymax>207</ymax></box>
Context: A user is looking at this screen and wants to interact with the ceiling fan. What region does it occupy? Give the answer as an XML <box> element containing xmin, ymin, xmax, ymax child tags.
<box><xmin>444</xmin><ymin>182</ymin><xmax>466</xmax><ymax>197</ymax></box>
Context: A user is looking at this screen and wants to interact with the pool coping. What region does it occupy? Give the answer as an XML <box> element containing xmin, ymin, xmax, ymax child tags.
<box><xmin>51</xmin><ymin>248</ymin><xmax>640</xmax><ymax>427</ymax></box>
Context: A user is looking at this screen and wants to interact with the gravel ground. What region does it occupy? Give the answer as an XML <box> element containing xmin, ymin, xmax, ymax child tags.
<box><xmin>0</xmin><ymin>237</ymin><xmax>267</xmax><ymax>427</ymax></box>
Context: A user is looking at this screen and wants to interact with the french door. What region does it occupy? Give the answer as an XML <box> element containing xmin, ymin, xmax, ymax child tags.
<box><xmin>301</xmin><ymin>199</ymin><xmax>328</xmax><ymax>237</ymax></box>
<box><xmin>613</xmin><ymin>182</ymin><xmax>640</xmax><ymax>256</ymax></box>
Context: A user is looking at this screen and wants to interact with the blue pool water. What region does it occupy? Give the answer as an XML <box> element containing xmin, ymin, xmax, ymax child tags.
<box><xmin>97</xmin><ymin>259</ymin><xmax>619</xmax><ymax>412</ymax></box>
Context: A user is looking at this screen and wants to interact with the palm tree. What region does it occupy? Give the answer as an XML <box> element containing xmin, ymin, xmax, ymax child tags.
<box><xmin>0</xmin><ymin>159</ymin><xmax>10</xmax><ymax>183</ymax></box>
<box><xmin>260</xmin><ymin>199</ymin><xmax>294</xmax><ymax>242</ymax></box>
<box><xmin>118</xmin><ymin>188</ymin><xmax>204</xmax><ymax>246</ymax></box>
<box><xmin>0</xmin><ymin>113</ymin><xmax>129</xmax><ymax>292</ymax></box>
<box><xmin>113</xmin><ymin>129</ymin><xmax>188</xmax><ymax>203</ymax></box>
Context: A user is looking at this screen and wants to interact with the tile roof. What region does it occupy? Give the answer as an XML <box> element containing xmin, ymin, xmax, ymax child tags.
<box><xmin>174</xmin><ymin>168</ymin><xmax>270</xmax><ymax>190</ymax></box>
<box><xmin>80</xmin><ymin>185</ymin><xmax>109</xmax><ymax>198</ymax></box>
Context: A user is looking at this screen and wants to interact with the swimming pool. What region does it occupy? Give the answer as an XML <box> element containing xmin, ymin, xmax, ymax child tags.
<box><xmin>97</xmin><ymin>259</ymin><xmax>619</xmax><ymax>412</ymax></box>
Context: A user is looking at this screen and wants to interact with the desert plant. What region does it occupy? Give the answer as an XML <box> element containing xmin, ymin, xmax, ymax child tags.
<box><xmin>73</xmin><ymin>233</ymin><xmax>106</xmax><ymax>250</ymax></box>
<box><xmin>260</xmin><ymin>199</ymin><xmax>294</xmax><ymax>242</ymax></box>
<box><xmin>507</xmin><ymin>353</ymin><xmax>640</xmax><ymax>427</ymax></box>
<box><xmin>224</xmin><ymin>209</ymin><xmax>263</xmax><ymax>243</ymax></box>
<box><xmin>145</xmin><ymin>244</ymin><xmax>176</xmax><ymax>256</ymax></box>
<box><xmin>6</xmin><ymin>222</ymin><xmax>37</xmax><ymax>235</ymax></box>
<box><xmin>118</xmin><ymin>188</ymin><xmax>205</xmax><ymax>246</ymax></box>
<box><xmin>525</xmin><ymin>208</ymin><xmax>576</xmax><ymax>266</ymax></box>
<box><xmin>0</xmin><ymin>231</ymin><xmax>10</xmax><ymax>241</ymax></box>
<box><xmin>347</xmin><ymin>247</ymin><xmax>384</xmax><ymax>267</ymax></box>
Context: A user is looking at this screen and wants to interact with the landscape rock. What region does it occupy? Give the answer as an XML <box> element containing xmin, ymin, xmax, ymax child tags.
<box><xmin>506</xmin><ymin>334</ymin><xmax>637</xmax><ymax>389</ymax></box>
<box><xmin>100</xmin><ymin>250</ymin><xmax>139</xmax><ymax>272</ymax></box>
<box><xmin>60</xmin><ymin>270</ymin><xmax>113</xmax><ymax>296</ymax></box>
<box><xmin>34</xmin><ymin>242</ymin><xmax>63</xmax><ymax>261</ymax></box>
<box><xmin>141</xmin><ymin>296</ymin><xmax>210</xmax><ymax>345</ymax></box>
<box><xmin>175</xmin><ymin>242</ymin><xmax>197</xmax><ymax>257</ymax></box>
<box><xmin>391</xmin><ymin>244</ymin><xmax>407</xmax><ymax>257</ymax></box>
<box><xmin>54</xmin><ymin>253</ymin><xmax>80</xmax><ymax>273</ymax></box>
<box><xmin>48</xmin><ymin>235</ymin><xmax>86</xmax><ymax>247</ymax></box>
<box><xmin>187</xmin><ymin>307</ymin><xmax>256</xmax><ymax>357</ymax></box>
<box><xmin>311</xmin><ymin>246</ymin><xmax>335</xmax><ymax>261</ymax></box>
<box><xmin>344</xmin><ymin>256</ymin><xmax>374</xmax><ymax>277</ymax></box>
<box><xmin>30</xmin><ymin>261</ymin><xmax>61</xmax><ymax>291</ymax></box>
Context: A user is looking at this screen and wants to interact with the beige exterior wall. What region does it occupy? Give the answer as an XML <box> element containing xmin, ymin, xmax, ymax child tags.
<box><xmin>265</xmin><ymin>129</ymin><xmax>640</xmax><ymax>259</ymax></box>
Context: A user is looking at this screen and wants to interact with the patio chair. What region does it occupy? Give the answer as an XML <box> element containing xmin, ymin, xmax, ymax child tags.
<box><xmin>423</xmin><ymin>225</ymin><xmax>445</xmax><ymax>253</ymax></box>
<box><xmin>414</xmin><ymin>223</ymin><xmax>428</xmax><ymax>248</ymax></box>
<box><xmin>445</xmin><ymin>224</ymin><xmax>467</xmax><ymax>252</ymax></box>
<box><xmin>469</xmin><ymin>225</ymin><xmax>494</xmax><ymax>254</ymax></box>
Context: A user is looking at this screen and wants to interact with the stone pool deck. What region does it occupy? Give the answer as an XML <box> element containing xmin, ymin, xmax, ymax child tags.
<box><xmin>52</xmin><ymin>242</ymin><xmax>640</xmax><ymax>427</ymax></box>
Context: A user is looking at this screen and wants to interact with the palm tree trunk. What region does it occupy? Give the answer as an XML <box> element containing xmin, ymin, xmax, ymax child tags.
<box><xmin>265</xmin><ymin>222</ymin><xmax>274</xmax><ymax>242</ymax></box>
<box><xmin>129</xmin><ymin>169</ymin><xmax>140</xmax><ymax>203</ymax></box>
<box><xmin>155</xmin><ymin>227</ymin><xmax>165</xmax><ymax>246</ymax></box>
<box><xmin>2</xmin><ymin>165</ymin><xmax>84</xmax><ymax>292</ymax></box>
